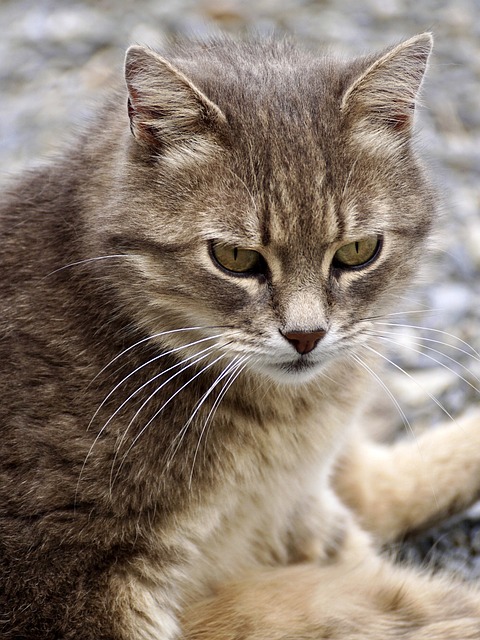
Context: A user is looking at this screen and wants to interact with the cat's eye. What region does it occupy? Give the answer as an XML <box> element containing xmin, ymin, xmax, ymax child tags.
<box><xmin>332</xmin><ymin>236</ymin><xmax>382</xmax><ymax>269</ymax></box>
<box><xmin>210</xmin><ymin>243</ymin><xmax>266</xmax><ymax>276</ymax></box>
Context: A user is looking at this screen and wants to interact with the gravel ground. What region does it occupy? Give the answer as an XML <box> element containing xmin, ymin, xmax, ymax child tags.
<box><xmin>1</xmin><ymin>0</ymin><xmax>479</xmax><ymax>577</ymax></box>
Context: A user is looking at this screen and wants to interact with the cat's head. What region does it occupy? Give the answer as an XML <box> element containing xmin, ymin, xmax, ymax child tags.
<box><xmin>98</xmin><ymin>34</ymin><xmax>435</xmax><ymax>385</ymax></box>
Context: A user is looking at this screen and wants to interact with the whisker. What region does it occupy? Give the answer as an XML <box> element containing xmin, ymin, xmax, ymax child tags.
<box><xmin>112</xmin><ymin>350</ymin><xmax>231</xmax><ymax>487</ymax></box>
<box><xmin>108</xmin><ymin>343</ymin><xmax>225</xmax><ymax>472</ymax></box>
<box><xmin>360</xmin><ymin>309</ymin><xmax>444</xmax><ymax>322</ymax></box>
<box><xmin>227</xmin><ymin>168</ymin><xmax>258</xmax><ymax>215</ymax></box>
<box><xmin>88</xmin><ymin>333</ymin><xmax>225</xmax><ymax>431</ymax></box>
<box><xmin>351</xmin><ymin>352</ymin><xmax>414</xmax><ymax>438</ymax></box>
<box><xmin>106</xmin><ymin>341</ymin><xmax>221</xmax><ymax>449</ymax></box>
<box><xmin>354</xmin><ymin>349</ymin><xmax>439</xmax><ymax>510</ymax></box>
<box><xmin>165</xmin><ymin>354</ymin><xmax>244</xmax><ymax>466</ymax></box>
<box><xmin>76</xmin><ymin>342</ymin><xmax>221</xmax><ymax>505</ymax></box>
<box><xmin>341</xmin><ymin>158</ymin><xmax>359</xmax><ymax>201</ymax></box>
<box><xmin>247</xmin><ymin>139</ymin><xmax>260</xmax><ymax>202</ymax></box>
<box><xmin>373</xmin><ymin>334</ymin><xmax>480</xmax><ymax>394</ymax></box>
<box><xmin>44</xmin><ymin>254</ymin><xmax>137</xmax><ymax>278</ymax></box>
<box><xmin>88</xmin><ymin>326</ymin><xmax>223</xmax><ymax>388</ymax></box>
<box><xmin>373</xmin><ymin>322</ymin><xmax>480</xmax><ymax>359</ymax></box>
<box><xmin>368</xmin><ymin>329</ymin><xmax>480</xmax><ymax>365</ymax></box>
<box><xmin>383</xmin><ymin>291</ymin><xmax>432</xmax><ymax>305</ymax></box>
<box><xmin>363</xmin><ymin>344</ymin><xmax>458</xmax><ymax>426</ymax></box>
<box><xmin>189</xmin><ymin>356</ymin><xmax>250</xmax><ymax>487</ymax></box>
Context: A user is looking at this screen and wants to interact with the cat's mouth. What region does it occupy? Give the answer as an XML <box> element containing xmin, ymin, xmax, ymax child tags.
<box><xmin>259</xmin><ymin>355</ymin><xmax>322</xmax><ymax>385</ymax></box>
<box><xmin>281</xmin><ymin>357</ymin><xmax>316</xmax><ymax>374</ymax></box>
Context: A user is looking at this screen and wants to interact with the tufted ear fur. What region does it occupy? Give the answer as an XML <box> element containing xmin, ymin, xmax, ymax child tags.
<box><xmin>124</xmin><ymin>45</ymin><xmax>227</xmax><ymax>156</ymax></box>
<box><xmin>341</xmin><ymin>33</ymin><xmax>433</xmax><ymax>136</ymax></box>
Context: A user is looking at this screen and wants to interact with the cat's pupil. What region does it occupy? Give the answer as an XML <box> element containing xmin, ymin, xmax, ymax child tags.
<box><xmin>210</xmin><ymin>242</ymin><xmax>266</xmax><ymax>276</ymax></box>
<box><xmin>332</xmin><ymin>236</ymin><xmax>381</xmax><ymax>270</ymax></box>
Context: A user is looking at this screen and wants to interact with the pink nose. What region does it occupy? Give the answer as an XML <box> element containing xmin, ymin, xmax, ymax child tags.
<box><xmin>281</xmin><ymin>330</ymin><xmax>327</xmax><ymax>355</ymax></box>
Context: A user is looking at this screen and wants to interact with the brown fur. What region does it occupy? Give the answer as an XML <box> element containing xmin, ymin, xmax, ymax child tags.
<box><xmin>1</xmin><ymin>33</ymin><xmax>480</xmax><ymax>639</ymax></box>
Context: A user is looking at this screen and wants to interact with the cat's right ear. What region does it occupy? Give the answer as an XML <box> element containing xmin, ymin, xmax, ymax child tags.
<box><xmin>124</xmin><ymin>46</ymin><xmax>227</xmax><ymax>155</ymax></box>
<box><xmin>341</xmin><ymin>33</ymin><xmax>433</xmax><ymax>139</ymax></box>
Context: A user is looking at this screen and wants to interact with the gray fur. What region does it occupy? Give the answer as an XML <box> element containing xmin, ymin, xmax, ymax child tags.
<box><xmin>0</xmin><ymin>34</ymin><xmax>442</xmax><ymax>638</ymax></box>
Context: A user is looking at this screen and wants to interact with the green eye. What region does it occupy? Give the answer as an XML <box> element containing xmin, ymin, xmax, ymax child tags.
<box><xmin>211</xmin><ymin>243</ymin><xmax>265</xmax><ymax>275</ymax></box>
<box><xmin>333</xmin><ymin>236</ymin><xmax>381</xmax><ymax>269</ymax></box>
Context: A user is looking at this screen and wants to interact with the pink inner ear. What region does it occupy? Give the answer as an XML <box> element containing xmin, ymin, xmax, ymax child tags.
<box><xmin>126</xmin><ymin>84</ymin><xmax>149</xmax><ymax>117</ymax></box>
<box><xmin>127</xmin><ymin>97</ymin><xmax>135</xmax><ymax>121</ymax></box>
<box><xmin>127</xmin><ymin>92</ymin><xmax>162</xmax><ymax>148</ymax></box>
<box><xmin>384</xmin><ymin>102</ymin><xmax>415</xmax><ymax>132</ymax></box>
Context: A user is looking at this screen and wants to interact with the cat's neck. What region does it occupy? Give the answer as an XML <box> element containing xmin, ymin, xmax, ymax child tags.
<box><xmin>214</xmin><ymin>355</ymin><xmax>369</xmax><ymax>450</ymax></box>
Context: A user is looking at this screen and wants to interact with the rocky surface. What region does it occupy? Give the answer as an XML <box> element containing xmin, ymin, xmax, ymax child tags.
<box><xmin>1</xmin><ymin>0</ymin><xmax>479</xmax><ymax>577</ymax></box>
<box><xmin>396</xmin><ymin>506</ymin><xmax>480</xmax><ymax>578</ymax></box>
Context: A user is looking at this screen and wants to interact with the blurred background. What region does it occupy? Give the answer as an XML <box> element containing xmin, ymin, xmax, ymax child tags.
<box><xmin>1</xmin><ymin>0</ymin><xmax>480</xmax><ymax>572</ymax></box>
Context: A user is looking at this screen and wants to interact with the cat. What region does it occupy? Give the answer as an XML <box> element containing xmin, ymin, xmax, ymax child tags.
<box><xmin>1</xmin><ymin>31</ymin><xmax>480</xmax><ymax>639</ymax></box>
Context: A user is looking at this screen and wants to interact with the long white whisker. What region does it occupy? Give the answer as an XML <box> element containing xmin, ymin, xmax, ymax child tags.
<box><xmin>341</xmin><ymin>158</ymin><xmax>359</xmax><ymax>200</ymax></box>
<box><xmin>44</xmin><ymin>254</ymin><xmax>137</xmax><ymax>278</ymax></box>
<box><xmin>88</xmin><ymin>333</ymin><xmax>225</xmax><ymax>431</ymax></box>
<box><xmin>361</xmin><ymin>309</ymin><xmax>444</xmax><ymax>321</ymax></box>
<box><xmin>77</xmin><ymin>342</ymin><xmax>221</xmax><ymax>504</ymax></box>
<box><xmin>373</xmin><ymin>322</ymin><xmax>480</xmax><ymax>359</ymax></box>
<box><xmin>354</xmin><ymin>350</ymin><xmax>438</xmax><ymax>508</ymax></box>
<box><xmin>112</xmin><ymin>350</ymin><xmax>231</xmax><ymax>486</ymax></box>
<box><xmin>166</xmin><ymin>355</ymin><xmax>243</xmax><ymax>466</ymax></box>
<box><xmin>227</xmin><ymin>168</ymin><xmax>258</xmax><ymax>215</ymax></box>
<box><xmin>109</xmin><ymin>344</ymin><xmax>225</xmax><ymax>463</ymax></box>
<box><xmin>371</xmin><ymin>333</ymin><xmax>480</xmax><ymax>391</ymax></box>
<box><xmin>364</xmin><ymin>344</ymin><xmax>458</xmax><ymax>426</ymax></box>
<box><xmin>189</xmin><ymin>357</ymin><xmax>250</xmax><ymax>487</ymax></box>
<box><xmin>368</xmin><ymin>329</ymin><xmax>480</xmax><ymax>364</ymax></box>
<box><xmin>88</xmin><ymin>326</ymin><xmax>222</xmax><ymax>388</ymax></box>
<box><xmin>351</xmin><ymin>353</ymin><xmax>414</xmax><ymax>438</ymax></box>
<box><xmin>110</xmin><ymin>342</ymin><xmax>222</xmax><ymax>444</ymax></box>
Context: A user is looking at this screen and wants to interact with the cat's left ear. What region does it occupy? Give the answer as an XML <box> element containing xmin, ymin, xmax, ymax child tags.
<box><xmin>124</xmin><ymin>45</ymin><xmax>227</xmax><ymax>154</ymax></box>
<box><xmin>341</xmin><ymin>33</ymin><xmax>433</xmax><ymax>136</ymax></box>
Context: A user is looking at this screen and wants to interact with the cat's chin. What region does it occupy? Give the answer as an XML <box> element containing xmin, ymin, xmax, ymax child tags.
<box><xmin>258</xmin><ymin>358</ymin><xmax>324</xmax><ymax>386</ymax></box>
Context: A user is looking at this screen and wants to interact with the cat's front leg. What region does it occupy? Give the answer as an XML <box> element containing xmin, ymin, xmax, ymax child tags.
<box><xmin>333</xmin><ymin>408</ymin><xmax>480</xmax><ymax>541</ymax></box>
<box><xmin>181</xmin><ymin>535</ymin><xmax>480</xmax><ymax>640</ymax></box>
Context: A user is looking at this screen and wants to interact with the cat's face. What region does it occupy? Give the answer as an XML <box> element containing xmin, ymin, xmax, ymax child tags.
<box><xmin>98</xmin><ymin>35</ymin><xmax>435</xmax><ymax>385</ymax></box>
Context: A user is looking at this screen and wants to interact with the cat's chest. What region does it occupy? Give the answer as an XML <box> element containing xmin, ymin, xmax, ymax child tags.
<box><xmin>112</xmin><ymin>378</ymin><xmax>361</xmax><ymax>618</ymax></box>
<box><xmin>145</xmin><ymin>413</ymin><xmax>343</xmax><ymax>593</ymax></box>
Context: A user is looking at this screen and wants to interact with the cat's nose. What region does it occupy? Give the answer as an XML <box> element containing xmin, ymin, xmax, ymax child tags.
<box><xmin>281</xmin><ymin>329</ymin><xmax>327</xmax><ymax>355</ymax></box>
